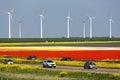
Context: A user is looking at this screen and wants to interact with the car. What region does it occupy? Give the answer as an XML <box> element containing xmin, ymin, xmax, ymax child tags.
<box><xmin>61</xmin><ymin>57</ymin><xmax>72</xmax><ymax>61</ymax></box>
<box><xmin>43</xmin><ymin>60</ymin><xmax>56</xmax><ymax>68</ymax></box>
<box><xmin>3</xmin><ymin>59</ymin><xmax>14</xmax><ymax>64</ymax></box>
<box><xmin>84</xmin><ymin>61</ymin><xmax>97</xmax><ymax>69</ymax></box>
<box><xmin>27</xmin><ymin>55</ymin><xmax>36</xmax><ymax>60</ymax></box>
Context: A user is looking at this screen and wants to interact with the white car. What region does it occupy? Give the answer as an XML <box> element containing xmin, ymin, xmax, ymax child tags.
<box><xmin>3</xmin><ymin>59</ymin><xmax>14</xmax><ymax>64</ymax></box>
<box><xmin>43</xmin><ymin>60</ymin><xmax>56</xmax><ymax>68</ymax></box>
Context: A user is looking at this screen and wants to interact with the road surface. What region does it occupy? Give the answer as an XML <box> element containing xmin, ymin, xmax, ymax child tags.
<box><xmin>26</xmin><ymin>64</ymin><xmax>120</xmax><ymax>74</ymax></box>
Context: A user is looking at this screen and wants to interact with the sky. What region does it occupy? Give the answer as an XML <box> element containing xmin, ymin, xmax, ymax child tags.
<box><xmin>0</xmin><ymin>0</ymin><xmax>120</xmax><ymax>38</ymax></box>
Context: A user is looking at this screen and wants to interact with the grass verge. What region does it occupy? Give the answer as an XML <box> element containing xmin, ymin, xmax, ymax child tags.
<box><xmin>0</xmin><ymin>64</ymin><xmax>120</xmax><ymax>80</ymax></box>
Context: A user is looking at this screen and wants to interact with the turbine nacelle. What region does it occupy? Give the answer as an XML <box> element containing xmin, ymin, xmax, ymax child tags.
<box><xmin>86</xmin><ymin>15</ymin><xmax>96</xmax><ymax>20</ymax></box>
<box><xmin>7</xmin><ymin>8</ymin><xmax>14</xmax><ymax>15</ymax></box>
<box><xmin>7</xmin><ymin>12</ymin><xmax>11</xmax><ymax>15</ymax></box>
<box><xmin>109</xmin><ymin>16</ymin><xmax>114</xmax><ymax>23</ymax></box>
<box><xmin>67</xmin><ymin>16</ymin><xmax>72</xmax><ymax>21</ymax></box>
<box><xmin>40</xmin><ymin>14</ymin><xmax>43</xmax><ymax>17</ymax></box>
<box><xmin>67</xmin><ymin>16</ymin><xmax>70</xmax><ymax>19</ymax></box>
<box><xmin>39</xmin><ymin>14</ymin><xmax>45</xmax><ymax>20</ymax></box>
<box><xmin>88</xmin><ymin>16</ymin><xmax>96</xmax><ymax>20</ymax></box>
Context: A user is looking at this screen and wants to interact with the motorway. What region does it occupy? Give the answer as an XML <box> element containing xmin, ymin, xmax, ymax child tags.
<box><xmin>54</xmin><ymin>66</ymin><xmax>120</xmax><ymax>74</ymax></box>
<box><xmin>26</xmin><ymin>64</ymin><xmax>120</xmax><ymax>74</ymax></box>
<box><xmin>0</xmin><ymin>62</ymin><xmax>119</xmax><ymax>74</ymax></box>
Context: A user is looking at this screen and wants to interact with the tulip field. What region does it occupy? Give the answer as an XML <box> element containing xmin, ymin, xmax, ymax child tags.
<box><xmin>0</xmin><ymin>46</ymin><xmax>120</xmax><ymax>60</ymax></box>
<box><xmin>0</xmin><ymin>38</ymin><xmax>120</xmax><ymax>61</ymax></box>
<box><xmin>0</xmin><ymin>39</ymin><xmax>120</xmax><ymax>80</ymax></box>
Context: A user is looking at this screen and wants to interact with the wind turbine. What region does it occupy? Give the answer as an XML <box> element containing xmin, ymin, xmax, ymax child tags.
<box><xmin>87</xmin><ymin>16</ymin><xmax>95</xmax><ymax>39</ymax></box>
<box><xmin>5</xmin><ymin>9</ymin><xmax>14</xmax><ymax>38</ymax></box>
<box><xmin>39</xmin><ymin>14</ymin><xmax>44</xmax><ymax>38</ymax></box>
<box><xmin>109</xmin><ymin>16</ymin><xmax>114</xmax><ymax>38</ymax></box>
<box><xmin>82</xmin><ymin>18</ymin><xmax>88</xmax><ymax>38</ymax></box>
<box><xmin>18</xmin><ymin>19</ymin><xmax>22</xmax><ymax>38</ymax></box>
<box><xmin>66</xmin><ymin>12</ymin><xmax>71</xmax><ymax>38</ymax></box>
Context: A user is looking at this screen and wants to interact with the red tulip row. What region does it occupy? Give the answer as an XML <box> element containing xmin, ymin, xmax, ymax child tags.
<box><xmin>0</xmin><ymin>50</ymin><xmax>120</xmax><ymax>60</ymax></box>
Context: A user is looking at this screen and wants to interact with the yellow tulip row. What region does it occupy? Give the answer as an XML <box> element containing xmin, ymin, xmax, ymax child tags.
<box><xmin>0</xmin><ymin>41</ymin><xmax>119</xmax><ymax>46</ymax></box>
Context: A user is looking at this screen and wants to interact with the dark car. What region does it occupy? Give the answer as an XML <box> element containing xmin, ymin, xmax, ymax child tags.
<box><xmin>61</xmin><ymin>57</ymin><xmax>72</xmax><ymax>61</ymax></box>
<box><xmin>27</xmin><ymin>55</ymin><xmax>36</xmax><ymax>60</ymax></box>
<box><xmin>3</xmin><ymin>59</ymin><xmax>14</xmax><ymax>64</ymax></box>
<box><xmin>84</xmin><ymin>61</ymin><xmax>97</xmax><ymax>69</ymax></box>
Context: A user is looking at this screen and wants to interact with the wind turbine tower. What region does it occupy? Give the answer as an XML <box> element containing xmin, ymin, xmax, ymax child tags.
<box><xmin>40</xmin><ymin>14</ymin><xmax>43</xmax><ymax>38</ymax></box>
<box><xmin>83</xmin><ymin>21</ymin><xmax>86</xmax><ymax>38</ymax></box>
<box><xmin>8</xmin><ymin>12</ymin><xmax>12</xmax><ymax>38</ymax></box>
<box><xmin>7</xmin><ymin>9</ymin><xmax>14</xmax><ymax>38</ymax></box>
<box><xmin>18</xmin><ymin>21</ymin><xmax>22</xmax><ymax>38</ymax></box>
<box><xmin>67</xmin><ymin>15</ymin><xmax>71</xmax><ymax>38</ymax></box>
<box><xmin>88</xmin><ymin>16</ymin><xmax>95</xmax><ymax>39</ymax></box>
<box><xmin>82</xmin><ymin>18</ymin><xmax>88</xmax><ymax>39</ymax></box>
<box><xmin>109</xmin><ymin>16</ymin><xmax>113</xmax><ymax>38</ymax></box>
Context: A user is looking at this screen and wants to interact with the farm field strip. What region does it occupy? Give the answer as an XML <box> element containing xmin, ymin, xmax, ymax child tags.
<box><xmin>0</xmin><ymin>50</ymin><xmax>120</xmax><ymax>60</ymax></box>
<box><xmin>0</xmin><ymin>46</ymin><xmax>120</xmax><ymax>60</ymax></box>
<box><xmin>0</xmin><ymin>40</ymin><xmax>120</xmax><ymax>60</ymax></box>
<box><xmin>0</xmin><ymin>46</ymin><xmax>120</xmax><ymax>51</ymax></box>
<box><xmin>0</xmin><ymin>41</ymin><xmax>120</xmax><ymax>46</ymax></box>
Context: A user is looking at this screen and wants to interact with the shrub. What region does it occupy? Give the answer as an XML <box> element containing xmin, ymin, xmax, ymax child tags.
<box><xmin>112</xmin><ymin>73</ymin><xmax>120</xmax><ymax>78</ymax></box>
<box><xmin>59</xmin><ymin>71</ymin><xmax>68</xmax><ymax>77</ymax></box>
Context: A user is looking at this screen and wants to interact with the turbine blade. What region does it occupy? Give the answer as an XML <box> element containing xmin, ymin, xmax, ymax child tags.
<box><xmin>112</xmin><ymin>20</ymin><xmax>114</xmax><ymax>23</ymax></box>
<box><xmin>93</xmin><ymin>16</ymin><xmax>96</xmax><ymax>19</ymax></box>
<box><xmin>42</xmin><ymin>15</ymin><xmax>45</xmax><ymax>19</ymax></box>
<box><xmin>84</xmin><ymin>17</ymin><xmax>89</xmax><ymax>22</ymax></box>
<box><xmin>10</xmin><ymin>15</ymin><xmax>14</xmax><ymax>23</ymax></box>
<box><xmin>86</xmin><ymin>14</ymin><xmax>90</xmax><ymax>18</ymax></box>
<box><xmin>18</xmin><ymin>17</ymin><xmax>22</xmax><ymax>23</ymax></box>
<box><xmin>109</xmin><ymin>16</ymin><xmax>114</xmax><ymax>23</ymax></box>
<box><xmin>68</xmin><ymin>9</ymin><xmax>70</xmax><ymax>16</ymax></box>
<box><xmin>10</xmin><ymin>8</ymin><xmax>15</xmax><ymax>13</ymax></box>
<box><xmin>69</xmin><ymin>16</ymin><xmax>72</xmax><ymax>20</ymax></box>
